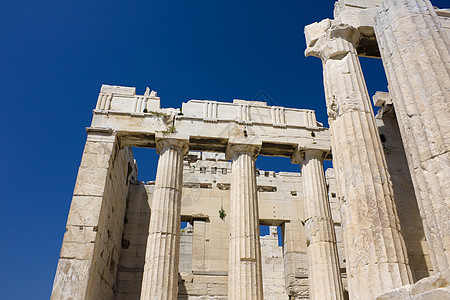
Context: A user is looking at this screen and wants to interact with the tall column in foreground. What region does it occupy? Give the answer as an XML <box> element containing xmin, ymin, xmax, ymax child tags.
<box><xmin>298</xmin><ymin>149</ymin><xmax>343</xmax><ymax>300</ymax></box>
<box><xmin>305</xmin><ymin>22</ymin><xmax>412</xmax><ymax>298</ymax></box>
<box><xmin>140</xmin><ymin>138</ymin><xmax>189</xmax><ymax>300</ymax></box>
<box><xmin>227</xmin><ymin>143</ymin><xmax>264</xmax><ymax>300</ymax></box>
<box><xmin>375</xmin><ymin>0</ymin><xmax>450</xmax><ymax>273</ymax></box>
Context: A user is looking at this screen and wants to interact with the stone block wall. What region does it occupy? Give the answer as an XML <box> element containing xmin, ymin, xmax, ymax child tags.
<box><xmin>282</xmin><ymin>220</ymin><xmax>309</xmax><ymax>299</ymax></box>
<box><xmin>177</xmin><ymin>225</ymin><xmax>289</xmax><ymax>300</ymax></box>
<box><xmin>179</xmin><ymin>224</ymin><xmax>193</xmax><ymax>273</ymax></box>
<box><xmin>85</xmin><ymin>144</ymin><xmax>135</xmax><ymax>299</ymax></box>
<box><xmin>113</xmin><ymin>183</ymin><xmax>151</xmax><ymax>300</ymax></box>
<box><xmin>51</xmin><ymin>131</ymin><xmax>136</xmax><ymax>299</ymax></box>
<box><xmin>109</xmin><ymin>153</ymin><xmax>311</xmax><ymax>299</ymax></box>
<box><xmin>261</xmin><ymin>228</ymin><xmax>289</xmax><ymax>300</ymax></box>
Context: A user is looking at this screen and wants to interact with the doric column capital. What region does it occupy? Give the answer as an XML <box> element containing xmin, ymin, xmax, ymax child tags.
<box><xmin>226</xmin><ymin>142</ymin><xmax>261</xmax><ymax>160</ymax></box>
<box><xmin>156</xmin><ymin>138</ymin><xmax>189</xmax><ymax>155</ymax></box>
<box><xmin>305</xmin><ymin>21</ymin><xmax>360</xmax><ymax>61</ymax></box>
<box><xmin>292</xmin><ymin>147</ymin><xmax>328</xmax><ymax>164</ymax></box>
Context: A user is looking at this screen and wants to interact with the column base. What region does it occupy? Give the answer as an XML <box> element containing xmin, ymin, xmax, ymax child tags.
<box><xmin>376</xmin><ymin>269</ymin><xmax>450</xmax><ymax>300</ymax></box>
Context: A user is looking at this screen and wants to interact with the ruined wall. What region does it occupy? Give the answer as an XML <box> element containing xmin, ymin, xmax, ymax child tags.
<box><xmin>113</xmin><ymin>183</ymin><xmax>151</xmax><ymax>300</ymax></box>
<box><xmin>84</xmin><ymin>144</ymin><xmax>136</xmax><ymax>299</ymax></box>
<box><xmin>282</xmin><ymin>220</ymin><xmax>309</xmax><ymax>299</ymax></box>
<box><xmin>261</xmin><ymin>228</ymin><xmax>289</xmax><ymax>300</ymax></box>
<box><xmin>55</xmin><ymin>135</ymin><xmax>429</xmax><ymax>299</ymax></box>
<box><xmin>177</xmin><ymin>153</ymin><xmax>303</xmax><ymax>299</ymax></box>
<box><xmin>111</xmin><ymin>152</ymin><xmax>317</xmax><ymax>299</ymax></box>
<box><xmin>52</xmin><ymin>2</ymin><xmax>450</xmax><ymax>294</ymax></box>
<box><xmin>52</xmin><ymin>131</ymin><xmax>136</xmax><ymax>300</ymax></box>
<box><xmin>55</xmin><ymin>142</ymin><xmax>429</xmax><ymax>299</ymax></box>
<box><xmin>179</xmin><ymin>223</ymin><xmax>193</xmax><ymax>273</ymax></box>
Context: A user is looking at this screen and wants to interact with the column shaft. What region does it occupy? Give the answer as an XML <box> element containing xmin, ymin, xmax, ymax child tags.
<box><xmin>306</xmin><ymin>24</ymin><xmax>412</xmax><ymax>298</ymax></box>
<box><xmin>374</xmin><ymin>0</ymin><xmax>450</xmax><ymax>272</ymax></box>
<box><xmin>300</xmin><ymin>150</ymin><xmax>343</xmax><ymax>300</ymax></box>
<box><xmin>228</xmin><ymin>145</ymin><xmax>264</xmax><ymax>300</ymax></box>
<box><xmin>140</xmin><ymin>139</ymin><xmax>188</xmax><ymax>300</ymax></box>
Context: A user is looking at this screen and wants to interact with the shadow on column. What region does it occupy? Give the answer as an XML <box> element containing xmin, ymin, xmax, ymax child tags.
<box><xmin>377</xmin><ymin>108</ymin><xmax>431</xmax><ymax>281</ymax></box>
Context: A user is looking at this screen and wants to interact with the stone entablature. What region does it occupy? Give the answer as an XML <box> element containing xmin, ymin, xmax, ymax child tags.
<box><xmin>94</xmin><ymin>85</ymin><xmax>320</xmax><ymax>129</ymax></box>
<box><xmin>90</xmin><ymin>85</ymin><xmax>330</xmax><ymax>157</ymax></box>
<box><xmin>95</xmin><ymin>85</ymin><xmax>163</xmax><ymax>114</ymax></box>
<box><xmin>182</xmin><ymin>99</ymin><xmax>319</xmax><ymax>128</ymax></box>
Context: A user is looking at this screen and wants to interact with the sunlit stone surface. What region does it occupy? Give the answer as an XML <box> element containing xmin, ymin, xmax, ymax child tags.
<box><xmin>52</xmin><ymin>1</ymin><xmax>450</xmax><ymax>298</ymax></box>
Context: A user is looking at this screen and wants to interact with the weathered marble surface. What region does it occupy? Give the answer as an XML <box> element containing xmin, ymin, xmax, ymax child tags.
<box><xmin>140</xmin><ymin>138</ymin><xmax>188</xmax><ymax>300</ymax></box>
<box><xmin>227</xmin><ymin>144</ymin><xmax>264</xmax><ymax>300</ymax></box>
<box><xmin>299</xmin><ymin>149</ymin><xmax>343</xmax><ymax>300</ymax></box>
<box><xmin>376</xmin><ymin>269</ymin><xmax>450</xmax><ymax>300</ymax></box>
<box><xmin>374</xmin><ymin>0</ymin><xmax>450</xmax><ymax>273</ymax></box>
<box><xmin>374</xmin><ymin>95</ymin><xmax>433</xmax><ymax>282</ymax></box>
<box><xmin>260</xmin><ymin>227</ymin><xmax>289</xmax><ymax>300</ymax></box>
<box><xmin>305</xmin><ymin>21</ymin><xmax>413</xmax><ymax>299</ymax></box>
<box><xmin>54</xmin><ymin>45</ymin><xmax>450</xmax><ymax>298</ymax></box>
<box><xmin>52</xmin><ymin>131</ymin><xmax>136</xmax><ymax>300</ymax></box>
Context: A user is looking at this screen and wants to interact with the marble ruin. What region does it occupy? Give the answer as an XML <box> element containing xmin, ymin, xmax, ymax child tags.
<box><xmin>52</xmin><ymin>0</ymin><xmax>449</xmax><ymax>299</ymax></box>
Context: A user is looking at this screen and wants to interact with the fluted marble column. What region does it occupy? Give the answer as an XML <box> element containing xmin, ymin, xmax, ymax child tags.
<box><xmin>227</xmin><ymin>144</ymin><xmax>264</xmax><ymax>300</ymax></box>
<box><xmin>298</xmin><ymin>149</ymin><xmax>343</xmax><ymax>300</ymax></box>
<box><xmin>375</xmin><ymin>0</ymin><xmax>450</xmax><ymax>273</ymax></box>
<box><xmin>140</xmin><ymin>138</ymin><xmax>188</xmax><ymax>300</ymax></box>
<box><xmin>305</xmin><ymin>23</ymin><xmax>412</xmax><ymax>298</ymax></box>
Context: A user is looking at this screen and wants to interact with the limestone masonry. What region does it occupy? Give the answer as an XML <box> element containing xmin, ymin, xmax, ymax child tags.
<box><xmin>52</xmin><ymin>0</ymin><xmax>449</xmax><ymax>299</ymax></box>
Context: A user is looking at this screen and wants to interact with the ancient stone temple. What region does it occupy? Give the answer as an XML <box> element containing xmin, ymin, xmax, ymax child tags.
<box><xmin>51</xmin><ymin>0</ymin><xmax>449</xmax><ymax>299</ymax></box>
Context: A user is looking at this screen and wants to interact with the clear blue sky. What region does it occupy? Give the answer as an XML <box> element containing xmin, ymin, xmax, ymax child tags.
<box><xmin>1</xmin><ymin>1</ymin><xmax>447</xmax><ymax>299</ymax></box>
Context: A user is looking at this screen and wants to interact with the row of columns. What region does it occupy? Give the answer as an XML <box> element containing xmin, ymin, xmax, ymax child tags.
<box><xmin>306</xmin><ymin>23</ymin><xmax>413</xmax><ymax>299</ymax></box>
<box><xmin>139</xmin><ymin>138</ymin><xmax>342</xmax><ymax>299</ymax></box>
<box><xmin>304</xmin><ymin>0</ymin><xmax>449</xmax><ymax>298</ymax></box>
